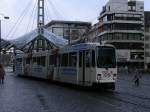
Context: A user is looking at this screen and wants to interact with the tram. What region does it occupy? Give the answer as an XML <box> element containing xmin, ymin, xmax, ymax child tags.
<box><xmin>14</xmin><ymin>43</ymin><xmax>117</xmax><ymax>89</ymax></box>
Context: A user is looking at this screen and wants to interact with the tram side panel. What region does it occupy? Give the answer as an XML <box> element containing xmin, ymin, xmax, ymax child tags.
<box><xmin>30</xmin><ymin>55</ymin><xmax>48</xmax><ymax>79</ymax></box>
<box><xmin>54</xmin><ymin>53</ymin><xmax>78</xmax><ymax>85</ymax></box>
<box><xmin>15</xmin><ymin>57</ymin><xmax>24</xmax><ymax>76</ymax></box>
<box><xmin>57</xmin><ymin>67</ymin><xmax>77</xmax><ymax>84</ymax></box>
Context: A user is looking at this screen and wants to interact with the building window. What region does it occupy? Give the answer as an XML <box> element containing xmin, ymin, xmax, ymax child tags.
<box><xmin>108</xmin><ymin>34</ymin><xmax>113</xmax><ymax>40</ymax></box>
<box><xmin>108</xmin><ymin>6</ymin><xmax>110</xmax><ymax>11</ymax></box>
<box><xmin>145</xmin><ymin>52</ymin><xmax>150</xmax><ymax>57</ymax></box>
<box><xmin>71</xmin><ymin>30</ymin><xmax>79</xmax><ymax>40</ymax></box>
<box><xmin>145</xmin><ymin>44</ymin><xmax>150</xmax><ymax>49</ymax></box>
<box><xmin>140</xmin><ymin>6</ymin><xmax>144</xmax><ymax>10</ymax></box>
<box><xmin>52</xmin><ymin>27</ymin><xmax>63</xmax><ymax>37</ymax></box>
<box><xmin>122</xmin><ymin>33</ymin><xmax>127</xmax><ymax>40</ymax></box>
<box><xmin>145</xmin><ymin>36</ymin><xmax>150</xmax><ymax>41</ymax></box>
<box><xmin>64</xmin><ymin>28</ymin><xmax>70</xmax><ymax>39</ymax></box>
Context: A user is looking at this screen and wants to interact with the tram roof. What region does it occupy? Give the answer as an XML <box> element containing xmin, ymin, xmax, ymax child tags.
<box><xmin>72</xmin><ymin>42</ymin><xmax>115</xmax><ymax>48</ymax></box>
<box><xmin>9</xmin><ymin>28</ymin><xmax>68</xmax><ymax>49</ymax></box>
<box><xmin>60</xmin><ymin>43</ymin><xmax>115</xmax><ymax>53</ymax></box>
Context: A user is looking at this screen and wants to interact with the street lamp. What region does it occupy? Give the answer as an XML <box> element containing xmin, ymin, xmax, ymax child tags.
<box><xmin>0</xmin><ymin>14</ymin><xmax>9</xmax><ymax>64</ymax></box>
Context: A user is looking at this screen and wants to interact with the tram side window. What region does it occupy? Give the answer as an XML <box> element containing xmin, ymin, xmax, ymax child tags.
<box><xmin>85</xmin><ymin>50</ymin><xmax>95</xmax><ymax>67</ymax></box>
<box><xmin>26</xmin><ymin>58</ymin><xmax>30</xmax><ymax>64</ymax></box>
<box><xmin>79</xmin><ymin>52</ymin><xmax>82</xmax><ymax>67</ymax></box>
<box><xmin>33</xmin><ymin>56</ymin><xmax>46</xmax><ymax>66</ymax></box>
<box><xmin>49</xmin><ymin>55</ymin><xmax>57</xmax><ymax>66</ymax></box>
<box><xmin>41</xmin><ymin>56</ymin><xmax>46</xmax><ymax>66</ymax></box>
<box><xmin>86</xmin><ymin>51</ymin><xmax>91</xmax><ymax>67</ymax></box>
<box><xmin>92</xmin><ymin>50</ymin><xmax>95</xmax><ymax>67</ymax></box>
<box><xmin>37</xmin><ymin>57</ymin><xmax>41</xmax><ymax>65</ymax></box>
<box><xmin>61</xmin><ymin>54</ymin><xmax>68</xmax><ymax>67</ymax></box>
<box><xmin>17</xmin><ymin>58</ymin><xmax>22</xmax><ymax>62</ymax></box>
<box><xmin>33</xmin><ymin>57</ymin><xmax>37</xmax><ymax>65</ymax></box>
<box><xmin>69</xmin><ymin>52</ymin><xmax>77</xmax><ymax>67</ymax></box>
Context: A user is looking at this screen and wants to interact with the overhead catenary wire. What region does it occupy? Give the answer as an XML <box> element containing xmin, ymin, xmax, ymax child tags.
<box><xmin>25</xmin><ymin>0</ymin><xmax>38</xmax><ymax>33</ymax></box>
<box><xmin>30</xmin><ymin>6</ymin><xmax>37</xmax><ymax>32</ymax></box>
<box><xmin>6</xmin><ymin>0</ymin><xmax>33</xmax><ymax>39</ymax></box>
<box><xmin>46</xmin><ymin>0</ymin><xmax>64</xmax><ymax>19</ymax></box>
<box><xmin>45</xmin><ymin>0</ymin><xmax>52</xmax><ymax>23</ymax></box>
<box><xmin>6</xmin><ymin>0</ymin><xmax>67</xmax><ymax>40</ymax></box>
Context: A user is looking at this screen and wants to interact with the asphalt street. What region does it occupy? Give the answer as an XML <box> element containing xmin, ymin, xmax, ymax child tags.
<box><xmin>0</xmin><ymin>67</ymin><xmax>150</xmax><ymax>112</ymax></box>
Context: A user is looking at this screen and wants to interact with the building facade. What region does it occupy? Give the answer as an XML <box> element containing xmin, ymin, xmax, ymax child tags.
<box><xmin>45</xmin><ymin>20</ymin><xmax>91</xmax><ymax>44</ymax></box>
<box><xmin>144</xmin><ymin>11</ymin><xmax>150</xmax><ymax>69</ymax></box>
<box><xmin>85</xmin><ymin>23</ymin><xmax>99</xmax><ymax>42</ymax></box>
<box><xmin>92</xmin><ymin>0</ymin><xmax>145</xmax><ymax>68</ymax></box>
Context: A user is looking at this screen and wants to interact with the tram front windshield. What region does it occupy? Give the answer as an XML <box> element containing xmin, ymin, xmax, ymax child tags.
<box><xmin>97</xmin><ymin>46</ymin><xmax>116</xmax><ymax>68</ymax></box>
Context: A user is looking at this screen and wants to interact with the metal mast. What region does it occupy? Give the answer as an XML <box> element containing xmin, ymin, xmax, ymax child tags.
<box><xmin>37</xmin><ymin>0</ymin><xmax>45</xmax><ymax>34</ymax></box>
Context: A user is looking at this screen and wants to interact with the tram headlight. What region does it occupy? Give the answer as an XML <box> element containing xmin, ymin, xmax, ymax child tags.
<box><xmin>97</xmin><ymin>74</ymin><xmax>102</xmax><ymax>80</ymax></box>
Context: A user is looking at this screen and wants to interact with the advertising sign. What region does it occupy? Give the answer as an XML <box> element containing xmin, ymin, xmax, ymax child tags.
<box><xmin>116</xmin><ymin>50</ymin><xmax>130</xmax><ymax>62</ymax></box>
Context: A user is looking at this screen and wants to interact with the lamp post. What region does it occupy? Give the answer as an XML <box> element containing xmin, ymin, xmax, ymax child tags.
<box><xmin>0</xmin><ymin>14</ymin><xmax>9</xmax><ymax>64</ymax></box>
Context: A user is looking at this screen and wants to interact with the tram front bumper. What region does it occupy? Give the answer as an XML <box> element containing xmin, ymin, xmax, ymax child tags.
<box><xmin>92</xmin><ymin>82</ymin><xmax>115</xmax><ymax>90</ymax></box>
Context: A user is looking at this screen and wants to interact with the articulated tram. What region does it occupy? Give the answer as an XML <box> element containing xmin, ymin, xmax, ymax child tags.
<box><xmin>14</xmin><ymin>43</ymin><xmax>117</xmax><ymax>89</ymax></box>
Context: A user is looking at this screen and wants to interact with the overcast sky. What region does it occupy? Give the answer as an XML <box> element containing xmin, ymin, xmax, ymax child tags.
<box><xmin>0</xmin><ymin>0</ymin><xmax>149</xmax><ymax>40</ymax></box>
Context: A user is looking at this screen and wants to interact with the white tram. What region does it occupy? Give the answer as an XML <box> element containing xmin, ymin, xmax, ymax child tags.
<box><xmin>14</xmin><ymin>43</ymin><xmax>117</xmax><ymax>89</ymax></box>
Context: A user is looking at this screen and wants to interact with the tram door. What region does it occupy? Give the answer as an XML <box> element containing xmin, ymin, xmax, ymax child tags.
<box><xmin>78</xmin><ymin>51</ymin><xmax>85</xmax><ymax>85</ymax></box>
<box><xmin>78</xmin><ymin>50</ymin><xmax>95</xmax><ymax>86</ymax></box>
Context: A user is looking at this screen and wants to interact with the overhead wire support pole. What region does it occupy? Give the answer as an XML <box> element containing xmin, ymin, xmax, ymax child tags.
<box><xmin>0</xmin><ymin>14</ymin><xmax>9</xmax><ymax>64</ymax></box>
<box><xmin>37</xmin><ymin>0</ymin><xmax>45</xmax><ymax>34</ymax></box>
<box><xmin>0</xmin><ymin>19</ymin><xmax>1</xmax><ymax>63</ymax></box>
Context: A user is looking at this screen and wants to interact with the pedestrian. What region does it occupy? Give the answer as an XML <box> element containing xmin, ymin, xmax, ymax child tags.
<box><xmin>0</xmin><ymin>64</ymin><xmax>5</xmax><ymax>84</ymax></box>
<box><xmin>133</xmin><ymin>68</ymin><xmax>140</xmax><ymax>86</ymax></box>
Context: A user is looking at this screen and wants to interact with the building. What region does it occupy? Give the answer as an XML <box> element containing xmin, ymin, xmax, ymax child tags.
<box><xmin>144</xmin><ymin>11</ymin><xmax>150</xmax><ymax>69</ymax></box>
<box><xmin>92</xmin><ymin>0</ymin><xmax>145</xmax><ymax>68</ymax></box>
<box><xmin>45</xmin><ymin>20</ymin><xmax>91</xmax><ymax>44</ymax></box>
<box><xmin>85</xmin><ymin>23</ymin><xmax>100</xmax><ymax>42</ymax></box>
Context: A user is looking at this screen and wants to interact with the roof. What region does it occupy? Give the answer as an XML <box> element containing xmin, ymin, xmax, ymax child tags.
<box><xmin>45</xmin><ymin>20</ymin><xmax>91</xmax><ymax>28</ymax></box>
<box><xmin>1</xmin><ymin>39</ymin><xmax>12</xmax><ymax>49</ymax></box>
<box><xmin>9</xmin><ymin>28</ymin><xmax>68</xmax><ymax>49</ymax></box>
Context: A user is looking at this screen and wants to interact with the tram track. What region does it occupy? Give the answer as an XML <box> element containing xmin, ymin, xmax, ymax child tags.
<box><xmin>105</xmin><ymin>92</ymin><xmax>150</xmax><ymax>110</ymax></box>
<box><xmin>79</xmin><ymin>85</ymin><xmax>150</xmax><ymax>111</ymax></box>
<box><xmin>84</xmin><ymin>91</ymin><xmax>150</xmax><ymax>111</ymax></box>
<box><xmin>111</xmin><ymin>91</ymin><xmax>150</xmax><ymax>101</ymax></box>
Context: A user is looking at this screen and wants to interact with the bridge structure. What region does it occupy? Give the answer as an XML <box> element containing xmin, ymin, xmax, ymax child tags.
<box><xmin>1</xmin><ymin>0</ymin><xmax>68</xmax><ymax>54</ymax></box>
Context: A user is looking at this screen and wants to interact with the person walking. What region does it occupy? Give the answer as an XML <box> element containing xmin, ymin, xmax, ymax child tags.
<box><xmin>0</xmin><ymin>64</ymin><xmax>5</xmax><ymax>84</ymax></box>
<box><xmin>134</xmin><ymin>68</ymin><xmax>140</xmax><ymax>86</ymax></box>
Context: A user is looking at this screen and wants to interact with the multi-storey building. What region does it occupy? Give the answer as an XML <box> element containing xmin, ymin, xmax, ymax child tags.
<box><xmin>144</xmin><ymin>11</ymin><xmax>150</xmax><ymax>69</ymax></box>
<box><xmin>45</xmin><ymin>20</ymin><xmax>91</xmax><ymax>44</ymax></box>
<box><xmin>94</xmin><ymin>0</ymin><xmax>145</xmax><ymax>68</ymax></box>
<box><xmin>85</xmin><ymin>23</ymin><xmax>99</xmax><ymax>42</ymax></box>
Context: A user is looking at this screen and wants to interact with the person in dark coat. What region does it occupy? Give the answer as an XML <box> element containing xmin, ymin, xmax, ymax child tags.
<box><xmin>0</xmin><ymin>64</ymin><xmax>5</xmax><ymax>84</ymax></box>
<box><xmin>134</xmin><ymin>68</ymin><xmax>140</xmax><ymax>86</ymax></box>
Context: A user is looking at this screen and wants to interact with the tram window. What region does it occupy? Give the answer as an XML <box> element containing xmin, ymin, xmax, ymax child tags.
<box><xmin>26</xmin><ymin>58</ymin><xmax>30</xmax><ymax>64</ymax></box>
<box><xmin>92</xmin><ymin>50</ymin><xmax>95</xmax><ymax>67</ymax></box>
<box><xmin>49</xmin><ymin>55</ymin><xmax>57</xmax><ymax>66</ymax></box>
<box><xmin>59</xmin><ymin>54</ymin><xmax>62</xmax><ymax>66</ymax></box>
<box><xmin>37</xmin><ymin>57</ymin><xmax>41</xmax><ymax>65</ymax></box>
<box><xmin>69</xmin><ymin>52</ymin><xmax>77</xmax><ymax>67</ymax></box>
<box><xmin>86</xmin><ymin>51</ymin><xmax>91</xmax><ymax>67</ymax></box>
<box><xmin>41</xmin><ymin>56</ymin><xmax>46</xmax><ymax>66</ymax></box>
<box><xmin>33</xmin><ymin>57</ymin><xmax>36</xmax><ymax>64</ymax></box>
<box><xmin>61</xmin><ymin>54</ymin><xmax>68</xmax><ymax>66</ymax></box>
<box><xmin>58</xmin><ymin>55</ymin><xmax>61</xmax><ymax>66</ymax></box>
<box><xmin>79</xmin><ymin>52</ymin><xmax>82</xmax><ymax>67</ymax></box>
<box><xmin>17</xmin><ymin>58</ymin><xmax>22</xmax><ymax>62</ymax></box>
